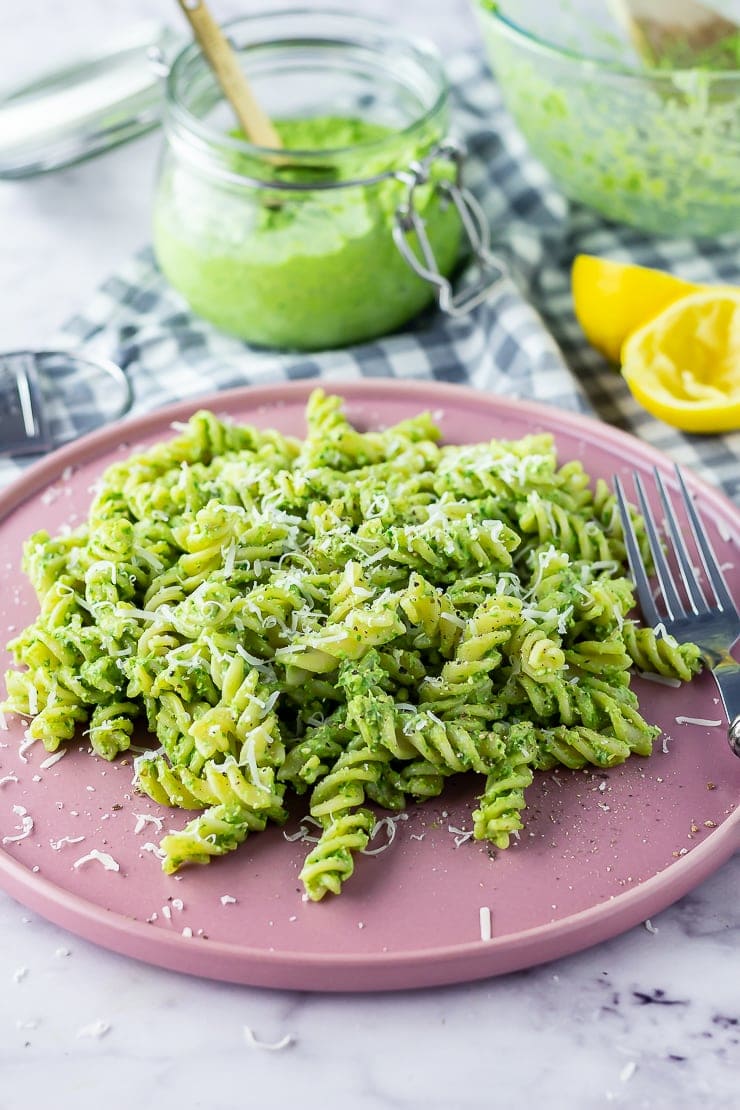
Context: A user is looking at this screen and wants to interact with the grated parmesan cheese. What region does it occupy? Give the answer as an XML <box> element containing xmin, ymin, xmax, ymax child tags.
<box><xmin>72</xmin><ymin>849</ymin><xmax>120</xmax><ymax>872</ymax></box>
<box><xmin>243</xmin><ymin>1026</ymin><xmax>294</xmax><ymax>1052</ymax></box>
<box><xmin>363</xmin><ymin>546</ymin><xmax>391</xmax><ymax>566</ymax></box>
<box><xmin>39</xmin><ymin>750</ymin><xmax>67</xmax><ymax>770</ymax></box>
<box><xmin>479</xmin><ymin>906</ymin><xmax>492</xmax><ymax>942</ymax></box>
<box><xmin>637</xmin><ymin>672</ymin><xmax>681</xmax><ymax>689</ymax></box>
<box><xmin>140</xmin><ymin>842</ymin><xmax>166</xmax><ymax>859</ymax></box>
<box><xmin>263</xmin><ymin>690</ymin><xmax>280</xmax><ymax>714</ymax></box>
<box><xmin>675</xmin><ymin>716</ymin><xmax>722</xmax><ymax>727</ymax></box>
<box><xmin>3</xmin><ymin>806</ymin><xmax>34</xmax><ymax>844</ymax></box>
<box><xmin>76</xmin><ymin>1020</ymin><xmax>111</xmax><ymax>1039</ymax></box>
<box><xmin>18</xmin><ymin>732</ymin><xmax>38</xmax><ymax>763</ymax></box>
<box><xmin>282</xmin><ymin>815</ymin><xmax>322</xmax><ymax>845</ymax></box>
<box><xmin>133</xmin><ymin>545</ymin><xmax>164</xmax><ymax>573</ymax></box>
<box><xmin>112</xmin><ymin>606</ymin><xmax>160</xmax><ymax>622</ymax></box>
<box><xmin>133</xmin><ymin>813</ymin><xmax>164</xmax><ymax>835</ymax></box>
<box><xmin>49</xmin><ymin>835</ymin><xmax>85</xmax><ymax>851</ymax></box>
<box><xmin>361</xmin><ymin>813</ymin><xmax>408</xmax><ymax>857</ymax></box>
<box><xmin>222</xmin><ymin>541</ymin><xmax>237</xmax><ymax>578</ymax></box>
<box><xmin>448</xmin><ymin>824</ymin><xmax>473</xmax><ymax>847</ymax></box>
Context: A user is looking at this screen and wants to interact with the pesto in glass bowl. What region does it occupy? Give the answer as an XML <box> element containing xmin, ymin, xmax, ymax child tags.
<box><xmin>473</xmin><ymin>0</ymin><xmax>740</xmax><ymax>236</ymax></box>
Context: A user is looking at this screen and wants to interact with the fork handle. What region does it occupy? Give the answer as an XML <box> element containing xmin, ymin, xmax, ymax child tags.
<box><xmin>710</xmin><ymin>654</ymin><xmax>740</xmax><ymax>758</ymax></box>
<box><xmin>730</xmin><ymin>716</ymin><xmax>740</xmax><ymax>758</ymax></box>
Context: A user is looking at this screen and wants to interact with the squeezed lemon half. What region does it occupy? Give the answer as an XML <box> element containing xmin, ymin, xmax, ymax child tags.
<box><xmin>621</xmin><ymin>290</ymin><xmax>740</xmax><ymax>434</ymax></box>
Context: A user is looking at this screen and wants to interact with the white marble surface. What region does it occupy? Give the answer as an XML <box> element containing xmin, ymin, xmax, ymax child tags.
<box><xmin>1</xmin><ymin>4</ymin><xmax>739</xmax><ymax>1109</ymax></box>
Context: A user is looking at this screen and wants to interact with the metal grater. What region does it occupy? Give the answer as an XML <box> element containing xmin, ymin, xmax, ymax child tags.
<box><xmin>0</xmin><ymin>351</ymin><xmax>53</xmax><ymax>456</ymax></box>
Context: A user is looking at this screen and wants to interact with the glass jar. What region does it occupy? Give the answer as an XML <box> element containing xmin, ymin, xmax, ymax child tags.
<box><xmin>152</xmin><ymin>10</ymin><xmax>500</xmax><ymax>351</ymax></box>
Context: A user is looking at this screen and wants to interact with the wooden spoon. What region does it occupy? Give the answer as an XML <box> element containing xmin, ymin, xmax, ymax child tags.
<box><xmin>176</xmin><ymin>0</ymin><xmax>282</xmax><ymax>147</ymax></box>
<box><xmin>608</xmin><ymin>0</ymin><xmax>740</xmax><ymax>68</ymax></box>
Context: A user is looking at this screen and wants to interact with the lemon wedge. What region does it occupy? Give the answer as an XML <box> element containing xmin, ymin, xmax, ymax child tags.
<box><xmin>621</xmin><ymin>290</ymin><xmax>740</xmax><ymax>434</ymax></box>
<box><xmin>572</xmin><ymin>254</ymin><xmax>700</xmax><ymax>363</ymax></box>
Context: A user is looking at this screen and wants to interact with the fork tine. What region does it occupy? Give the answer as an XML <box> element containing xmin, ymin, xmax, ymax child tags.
<box><xmin>653</xmin><ymin>467</ymin><xmax>709</xmax><ymax>616</ymax></box>
<box><xmin>675</xmin><ymin>466</ymin><xmax>736</xmax><ymax>615</ymax></box>
<box><xmin>614</xmin><ymin>475</ymin><xmax>660</xmax><ymax>626</ymax></box>
<box><xmin>633</xmin><ymin>472</ymin><xmax>686</xmax><ymax>622</ymax></box>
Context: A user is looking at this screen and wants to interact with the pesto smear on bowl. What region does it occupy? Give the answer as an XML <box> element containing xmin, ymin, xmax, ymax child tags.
<box><xmin>153</xmin><ymin>115</ymin><xmax>462</xmax><ymax>351</ymax></box>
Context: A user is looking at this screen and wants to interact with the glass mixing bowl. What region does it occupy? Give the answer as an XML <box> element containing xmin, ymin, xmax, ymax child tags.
<box><xmin>473</xmin><ymin>0</ymin><xmax>740</xmax><ymax>236</ymax></box>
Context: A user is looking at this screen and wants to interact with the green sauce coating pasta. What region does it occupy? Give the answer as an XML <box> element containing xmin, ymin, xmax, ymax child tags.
<box><xmin>2</xmin><ymin>390</ymin><xmax>703</xmax><ymax>899</ymax></box>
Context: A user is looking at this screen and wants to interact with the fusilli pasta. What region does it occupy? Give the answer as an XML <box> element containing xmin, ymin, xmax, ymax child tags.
<box><xmin>2</xmin><ymin>391</ymin><xmax>703</xmax><ymax>900</ymax></box>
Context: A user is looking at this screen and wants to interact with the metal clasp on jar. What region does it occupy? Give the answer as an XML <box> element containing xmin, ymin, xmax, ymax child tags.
<box><xmin>393</xmin><ymin>139</ymin><xmax>504</xmax><ymax>317</ymax></box>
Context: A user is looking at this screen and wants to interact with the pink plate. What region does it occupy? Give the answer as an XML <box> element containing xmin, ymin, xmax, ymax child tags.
<box><xmin>1</xmin><ymin>380</ymin><xmax>738</xmax><ymax>991</ymax></box>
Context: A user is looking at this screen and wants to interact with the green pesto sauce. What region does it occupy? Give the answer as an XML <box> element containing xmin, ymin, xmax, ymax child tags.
<box><xmin>476</xmin><ymin>3</ymin><xmax>740</xmax><ymax>236</ymax></box>
<box><xmin>153</xmin><ymin>116</ymin><xmax>462</xmax><ymax>351</ymax></box>
<box><xmin>649</xmin><ymin>32</ymin><xmax>740</xmax><ymax>72</ymax></box>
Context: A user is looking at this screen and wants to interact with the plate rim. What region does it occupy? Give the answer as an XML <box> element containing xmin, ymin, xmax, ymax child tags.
<box><xmin>0</xmin><ymin>802</ymin><xmax>738</xmax><ymax>991</ymax></box>
<box><xmin>3</xmin><ymin>378</ymin><xmax>739</xmax><ymax>530</ymax></box>
<box><xmin>1</xmin><ymin>378</ymin><xmax>739</xmax><ymax>991</ymax></box>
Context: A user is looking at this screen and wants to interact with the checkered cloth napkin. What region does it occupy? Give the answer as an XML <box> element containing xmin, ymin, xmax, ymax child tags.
<box><xmin>2</xmin><ymin>51</ymin><xmax>739</xmax><ymax>500</ymax></box>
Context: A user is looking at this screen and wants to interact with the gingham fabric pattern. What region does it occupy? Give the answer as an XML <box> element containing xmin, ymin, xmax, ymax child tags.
<box><xmin>2</xmin><ymin>51</ymin><xmax>738</xmax><ymax>500</ymax></box>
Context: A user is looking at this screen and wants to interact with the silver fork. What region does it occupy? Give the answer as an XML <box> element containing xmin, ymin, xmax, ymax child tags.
<box><xmin>614</xmin><ymin>465</ymin><xmax>740</xmax><ymax>758</ymax></box>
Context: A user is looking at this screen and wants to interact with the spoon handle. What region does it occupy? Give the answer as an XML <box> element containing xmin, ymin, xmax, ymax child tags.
<box><xmin>608</xmin><ymin>0</ymin><xmax>739</xmax><ymax>68</ymax></box>
<box><xmin>176</xmin><ymin>0</ymin><xmax>283</xmax><ymax>147</ymax></box>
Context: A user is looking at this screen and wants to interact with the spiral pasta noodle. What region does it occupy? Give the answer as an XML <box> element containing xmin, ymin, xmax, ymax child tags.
<box><xmin>621</xmin><ymin>623</ymin><xmax>702</xmax><ymax>681</ymax></box>
<box><xmin>472</xmin><ymin>723</ymin><xmax>536</xmax><ymax>849</ymax></box>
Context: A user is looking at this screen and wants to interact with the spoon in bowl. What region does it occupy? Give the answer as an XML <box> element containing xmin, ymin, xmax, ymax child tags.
<box><xmin>608</xmin><ymin>0</ymin><xmax>740</xmax><ymax>68</ymax></box>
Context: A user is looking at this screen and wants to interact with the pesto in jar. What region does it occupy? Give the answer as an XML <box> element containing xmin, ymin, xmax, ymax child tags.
<box><xmin>153</xmin><ymin>116</ymin><xmax>462</xmax><ymax>351</ymax></box>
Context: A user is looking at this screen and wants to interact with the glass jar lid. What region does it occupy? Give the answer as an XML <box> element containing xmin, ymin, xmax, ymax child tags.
<box><xmin>0</xmin><ymin>22</ymin><xmax>179</xmax><ymax>179</ymax></box>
